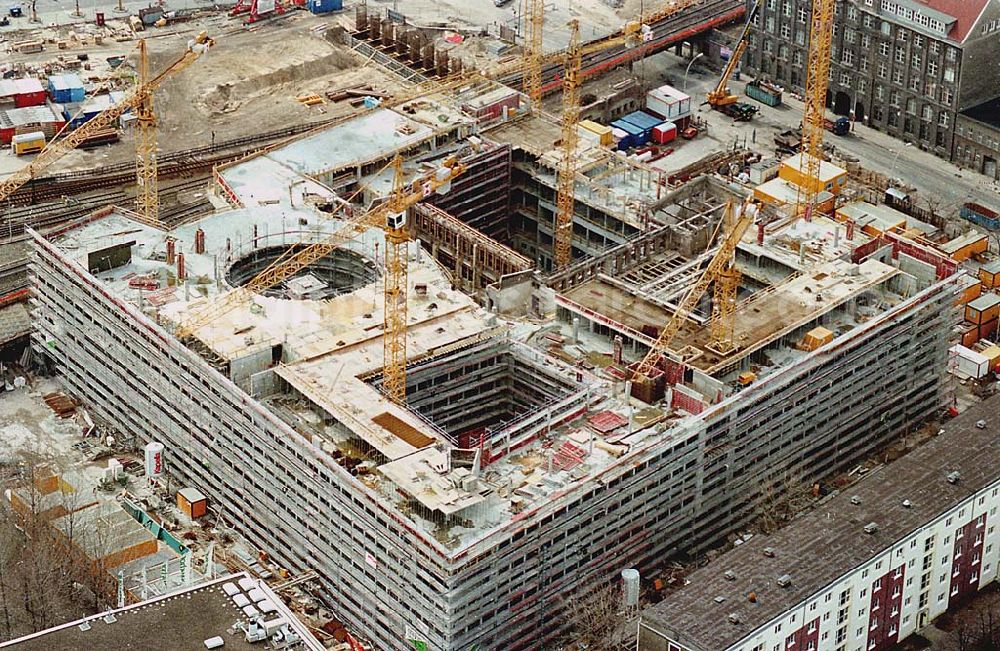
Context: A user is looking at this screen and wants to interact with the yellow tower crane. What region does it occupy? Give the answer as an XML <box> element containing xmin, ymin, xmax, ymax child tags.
<box><xmin>631</xmin><ymin>200</ymin><xmax>759</xmax><ymax>395</ymax></box>
<box><xmin>136</xmin><ymin>40</ymin><xmax>160</xmax><ymax>225</ymax></box>
<box><xmin>551</xmin><ymin>0</ymin><xmax>714</xmax><ymax>269</ymax></box>
<box><xmin>177</xmin><ymin>156</ymin><xmax>466</xmax><ymax>405</ymax></box>
<box><xmin>798</xmin><ymin>0</ymin><xmax>836</xmax><ymax>221</ymax></box>
<box><xmin>552</xmin><ymin>20</ymin><xmax>652</xmax><ymax>268</ymax></box>
<box><xmin>0</xmin><ymin>32</ymin><xmax>214</xmax><ymax>207</ymax></box>
<box><xmin>522</xmin><ymin>0</ymin><xmax>545</xmax><ymax>108</ymax></box>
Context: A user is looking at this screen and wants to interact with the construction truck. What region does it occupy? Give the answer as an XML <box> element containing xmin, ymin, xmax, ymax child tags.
<box><xmin>824</xmin><ymin>116</ymin><xmax>850</xmax><ymax>136</ymax></box>
<box><xmin>718</xmin><ymin>102</ymin><xmax>758</xmax><ymax>121</ymax></box>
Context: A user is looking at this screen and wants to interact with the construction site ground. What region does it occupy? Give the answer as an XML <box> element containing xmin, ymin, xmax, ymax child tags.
<box><xmin>638</xmin><ymin>49</ymin><xmax>999</xmax><ymax>214</ymax></box>
<box><xmin>1</xmin><ymin>10</ymin><xmax>409</xmax><ymax>175</ymax></box>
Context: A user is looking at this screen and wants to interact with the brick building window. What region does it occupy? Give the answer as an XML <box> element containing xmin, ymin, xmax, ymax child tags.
<box><xmin>893</xmin><ymin>67</ymin><xmax>904</xmax><ymax>84</ymax></box>
<box><xmin>895</xmin><ymin>46</ymin><xmax>905</xmax><ymax>63</ymax></box>
<box><xmin>781</xmin><ymin>23</ymin><xmax>791</xmax><ymax>38</ymax></box>
<box><xmin>938</xmin><ymin>112</ymin><xmax>949</xmax><ymax>127</ymax></box>
<box><xmin>878</xmin><ymin>62</ymin><xmax>888</xmax><ymax>78</ymax></box>
<box><xmin>944</xmin><ymin>67</ymin><xmax>955</xmax><ymax>83</ymax></box>
<box><xmin>798</xmin><ymin>6</ymin><xmax>807</xmax><ymax>22</ymax></box>
<box><xmin>860</xmin><ymin>56</ymin><xmax>869</xmax><ymax>72</ymax></box>
<box><xmin>843</xmin><ymin>50</ymin><xmax>854</xmax><ymax>65</ymax></box>
<box><xmin>910</xmin><ymin>76</ymin><xmax>921</xmax><ymax>92</ymax></box>
<box><xmin>928</xmin><ymin>59</ymin><xmax>938</xmax><ymax>75</ymax></box>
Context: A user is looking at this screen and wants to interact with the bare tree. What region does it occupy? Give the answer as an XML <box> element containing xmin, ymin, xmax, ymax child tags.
<box><xmin>558</xmin><ymin>582</ymin><xmax>634</xmax><ymax>651</ymax></box>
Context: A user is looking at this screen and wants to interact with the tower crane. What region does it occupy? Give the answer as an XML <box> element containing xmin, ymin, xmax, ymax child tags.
<box><xmin>706</xmin><ymin>0</ymin><xmax>760</xmax><ymax>110</ymax></box>
<box><xmin>553</xmin><ymin>19</ymin><xmax>651</xmax><ymax>268</ymax></box>
<box><xmin>177</xmin><ymin>155</ymin><xmax>466</xmax><ymax>405</ymax></box>
<box><xmin>522</xmin><ymin>0</ymin><xmax>546</xmax><ymax>109</ymax></box>
<box><xmin>0</xmin><ymin>32</ymin><xmax>215</xmax><ymax>207</ymax></box>
<box><xmin>135</xmin><ymin>39</ymin><xmax>160</xmax><ymax>225</ymax></box>
<box><xmin>797</xmin><ymin>0</ymin><xmax>836</xmax><ymax>221</ymax></box>
<box><xmin>551</xmin><ymin>0</ymin><xmax>717</xmax><ymax>268</ymax></box>
<box><xmin>630</xmin><ymin>200</ymin><xmax>758</xmax><ymax>395</ymax></box>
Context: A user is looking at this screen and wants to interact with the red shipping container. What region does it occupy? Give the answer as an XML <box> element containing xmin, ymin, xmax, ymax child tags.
<box><xmin>652</xmin><ymin>121</ymin><xmax>677</xmax><ymax>144</ymax></box>
<box><xmin>13</xmin><ymin>79</ymin><xmax>47</xmax><ymax>108</ymax></box>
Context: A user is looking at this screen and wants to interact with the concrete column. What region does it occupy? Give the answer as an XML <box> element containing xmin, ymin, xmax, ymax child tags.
<box><xmin>572</xmin><ymin>317</ymin><xmax>580</xmax><ymax>344</ymax></box>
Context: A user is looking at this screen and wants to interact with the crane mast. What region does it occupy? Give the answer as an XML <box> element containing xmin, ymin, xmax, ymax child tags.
<box><xmin>523</xmin><ymin>0</ymin><xmax>545</xmax><ymax>108</ymax></box>
<box><xmin>631</xmin><ymin>201</ymin><xmax>758</xmax><ymax>389</ymax></box>
<box><xmin>553</xmin><ymin>19</ymin><xmax>582</xmax><ymax>269</ymax></box>
<box><xmin>0</xmin><ymin>32</ymin><xmax>214</xmax><ymax>206</ymax></box>
<box><xmin>799</xmin><ymin>0</ymin><xmax>836</xmax><ymax>220</ymax></box>
<box><xmin>136</xmin><ymin>40</ymin><xmax>160</xmax><ymax>225</ymax></box>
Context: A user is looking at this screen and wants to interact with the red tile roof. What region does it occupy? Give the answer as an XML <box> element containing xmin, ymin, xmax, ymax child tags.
<box><xmin>910</xmin><ymin>0</ymin><xmax>991</xmax><ymax>43</ymax></box>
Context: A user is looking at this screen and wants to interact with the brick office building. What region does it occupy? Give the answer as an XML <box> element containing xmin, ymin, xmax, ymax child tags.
<box><xmin>742</xmin><ymin>0</ymin><xmax>1000</xmax><ymax>168</ymax></box>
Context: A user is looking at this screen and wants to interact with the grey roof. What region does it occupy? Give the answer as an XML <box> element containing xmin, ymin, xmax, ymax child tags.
<box><xmin>1</xmin><ymin>573</ymin><xmax>321</xmax><ymax>651</ymax></box>
<box><xmin>641</xmin><ymin>394</ymin><xmax>1000</xmax><ymax>651</ymax></box>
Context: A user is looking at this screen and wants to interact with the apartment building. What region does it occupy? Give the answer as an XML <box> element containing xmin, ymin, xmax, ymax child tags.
<box><xmin>743</xmin><ymin>0</ymin><xmax>1000</xmax><ymax>163</ymax></box>
<box><xmin>638</xmin><ymin>395</ymin><xmax>1000</xmax><ymax>651</ymax></box>
<box><xmin>954</xmin><ymin>97</ymin><xmax>1000</xmax><ymax>181</ymax></box>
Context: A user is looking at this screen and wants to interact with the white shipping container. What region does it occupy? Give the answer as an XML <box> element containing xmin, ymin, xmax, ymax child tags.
<box><xmin>646</xmin><ymin>84</ymin><xmax>692</xmax><ymax>121</ymax></box>
<box><xmin>950</xmin><ymin>344</ymin><xmax>990</xmax><ymax>379</ymax></box>
<box><xmin>577</xmin><ymin>124</ymin><xmax>601</xmax><ymax>146</ymax></box>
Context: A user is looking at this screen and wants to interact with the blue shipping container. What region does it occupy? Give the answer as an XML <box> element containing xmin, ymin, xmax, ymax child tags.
<box><xmin>309</xmin><ymin>0</ymin><xmax>342</xmax><ymax>13</ymax></box>
<box><xmin>610</xmin><ymin>120</ymin><xmax>644</xmax><ymax>149</ymax></box>
<box><xmin>48</xmin><ymin>74</ymin><xmax>85</xmax><ymax>104</ymax></box>
<box><xmin>961</xmin><ymin>203</ymin><xmax>1000</xmax><ymax>230</ymax></box>
<box><xmin>621</xmin><ymin>110</ymin><xmax>662</xmax><ymax>131</ymax></box>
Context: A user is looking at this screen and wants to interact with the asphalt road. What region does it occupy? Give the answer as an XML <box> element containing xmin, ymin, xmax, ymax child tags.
<box><xmin>644</xmin><ymin>50</ymin><xmax>999</xmax><ymax>215</ymax></box>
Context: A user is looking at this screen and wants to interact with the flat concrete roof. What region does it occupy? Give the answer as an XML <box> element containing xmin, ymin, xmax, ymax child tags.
<box><xmin>641</xmin><ymin>393</ymin><xmax>1000</xmax><ymax>651</ymax></box>
<box><xmin>0</xmin><ymin>573</ymin><xmax>322</xmax><ymax>651</ymax></box>
<box><xmin>562</xmin><ymin>258</ymin><xmax>898</xmax><ymax>374</ymax></box>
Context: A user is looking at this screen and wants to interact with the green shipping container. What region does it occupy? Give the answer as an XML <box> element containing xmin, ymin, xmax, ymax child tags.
<box><xmin>746</xmin><ymin>81</ymin><xmax>782</xmax><ymax>107</ymax></box>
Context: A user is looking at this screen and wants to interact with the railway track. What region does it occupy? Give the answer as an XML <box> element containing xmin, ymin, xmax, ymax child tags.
<box><xmin>503</xmin><ymin>0</ymin><xmax>745</xmax><ymax>93</ymax></box>
<box><xmin>0</xmin><ymin>177</ymin><xmax>212</xmax><ymax>238</ymax></box>
<box><xmin>2</xmin><ymin>118</ymin><xmax>338</xmax><ymax>209</ymax></box>
<box><xmin>548</xmin><ymin>0</ymin><xmax>742</xmax><ymax>92</ymax></box>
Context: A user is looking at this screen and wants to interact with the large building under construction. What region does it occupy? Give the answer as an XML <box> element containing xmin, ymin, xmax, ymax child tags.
<box><xmin>27</xmin><ymin>67</ymin><xmax>962</xmax><ymax>649</ymax></box>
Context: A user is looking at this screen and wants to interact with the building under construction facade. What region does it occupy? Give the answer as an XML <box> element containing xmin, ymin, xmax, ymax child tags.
<box><xmin>29</xmin><ymin>82</ymin><xmax>961</xmax><ymax>651</ymax></box>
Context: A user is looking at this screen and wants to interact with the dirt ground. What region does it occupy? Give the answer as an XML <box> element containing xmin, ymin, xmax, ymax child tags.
<box><xmin>4</xmin><ymin>10</ymin><xmax>409</xmax><ymax>172</ymax></box>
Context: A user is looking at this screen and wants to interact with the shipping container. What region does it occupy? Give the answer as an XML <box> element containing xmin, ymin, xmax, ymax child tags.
<box><xmin>11</xmin><ymin>131</ymin><xmax>45</xmax><ymax>155</ymax></box>
<box><xmin>579</xmin><ymin>120</ymin><xmax>613</xmax><ymax>146</ymax></box>
<box><xmin>47</xmin><ymin>73</ymin><xmax>85</xmax><ymax>104</ymax></box>
<box><xmin>950</xmin><ymin>344</ymin><xmax>990</xmax><ymax>379</ymax></box>
<box><xmin>745</xmin><ymin>79</ymin><xmax>782</xmax><ymax>106</ymax></box>
<box><xmin>651</xmin><ymin>121</ymin><xmax>676</xmax><ymax>144</ymax></box>
<box><xmin>965</xmin><ymin>293</ymin><xmax>1000</xmax><ymax>326</ymax></box>
<box><xmin>960</xmin><ymin>202</ymin><xmax>1000</xmax><ymax>230</ymax></box>
<box><xmin>12</xmin><ymin>78</ymin><xmax>46</xmax><ymax>108</ymax></box>
<box><xmin>610</xmin><ymin>127</ymin><xmax>628</xmax><ymax>148</ymax></box>
<box><xmin>980</xmin><ymin>260</ymin><xmax>1000</xmax><ymax>290</ymax></box>
<box><xmin>620</xmin><ymin>111</ymin><xmax>661</xmax><ymax>144</ymax></box>
<box><xmin>308</xmin><ymin>0</ymin><xmax>342</xmax><ymax>13</ymax></box>
<box><xmin>610</xmin><ymin>119</ymin><xmax>645</xmax><ymax>149</ymax></box>
<box><xmin>645</xmin><ymin>84</ymin><xmax>691</xmax><ymax>121</ymax></box>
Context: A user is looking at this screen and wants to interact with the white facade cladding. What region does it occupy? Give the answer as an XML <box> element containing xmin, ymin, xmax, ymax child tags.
<box><xmin>31</xmin><ymin>215</ymin><xmax>958</xmax><ymax>651</ymax></box>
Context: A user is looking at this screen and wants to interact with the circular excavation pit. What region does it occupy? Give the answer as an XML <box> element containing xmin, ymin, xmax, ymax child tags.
<box><xmin>226</xmin><ymin>243</ymin><xmax>379</xmax><ymax>301</ymax></box>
